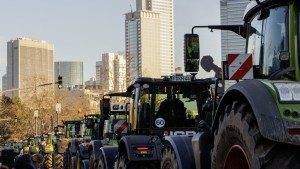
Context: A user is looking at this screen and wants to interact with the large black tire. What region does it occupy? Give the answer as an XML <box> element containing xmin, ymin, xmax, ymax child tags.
<box><xmin>63</xmin><ymin>150</ymin><xmax>69</xmax><ymax>169</ymax></box>
<box><xmin>76</xmin><ymin>151</ymin><xmax>81</xmax><ymax>169</ymax></box>
<box><xmin>114</xmin><ymin>155</ymin><xmax>127</xmax><ymax>169</ymax></box>
<box><xmin>161</xmin><ymin>147</ymin><xmax>179</xmax><ymax>169</ymax></box>
<box><xmin>69</xmin><ymin>147</ymin><xmax>73</xmax><ymax>169</ymax></box>
<box><xmin>212</xmin><ymin>100</ymin><xmax>300</xmax><ymax>169</ymax></box>
<box><xmin>114</xmin><ymin>154</ymin><xmax>156</xmax><ymax>169</ymax></box>
<box><xmin>71</xmin><ymin>156</ymin><xmax>77</xmax><ymax>169</ymax></box>
<box><xmin>98</xmin><ymin>155</ymin><xmax>106</xmax><ymax>169</ymax></box>
<box><xmin>89</xmin><ymin>149</ymin><xmax>98</xmax><ymax>169</ymax></box>
<box><xmin>54</xmin><ymin>153</ymin><xmax>64</xmax><ymax>169</ymax></box>
<box><xmin>43</xmin><ymin>153</ymin><xmax>53</xmax><ymax>169</ymax></box>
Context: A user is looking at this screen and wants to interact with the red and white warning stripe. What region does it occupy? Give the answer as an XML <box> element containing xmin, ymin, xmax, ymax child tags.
<box><xmin>227</xmin><ymin>54</ymin><xmax>253</xmax><ymax>80</ymax></box>
<box><xmin>113</xmin><ymin>120</ymin><xmax>127</xmax><ymax>135</ymax></box>
<box><xmin>42</xmin><ymin>141</ymin><xmax>47</xmax><ymax>147</ymax></box>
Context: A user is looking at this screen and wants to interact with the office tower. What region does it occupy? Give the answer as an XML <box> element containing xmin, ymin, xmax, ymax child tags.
<box><xmin>101</xmin><ymin>53</ymin><xmax>126</xmax><ymax>93</ymax></box>
<box><xmin>125</xmin><ymin>0</ymin><xmax>174</xmax><ymax>84</ymax></box>
<box><xmin>54</xmin><ymin>62</ymin><xmax>83</xmax><ymax>88</ymax></box>
<box><xmin>96</xmin><ymin>61</ymin><xmax>102</xmax><ymax>86</ymax></box>
<box><xmin>6</xmin><ymin>38</ymin><xmax>54</xmax><ymax>98</ymax></box>
<box><xmin>114</xmin><ymin>55</ymin><xmax>126</xmax><ymax>92</ymax></box>
<box><xmin>2</xmin><ymin>73</ymin><xmax>6</xmax><ymax>91</ymax></box>
<box><xmin>220</xmin><ymin>0</ymin><xmax>248</xmax><ymax>59</ymax></box>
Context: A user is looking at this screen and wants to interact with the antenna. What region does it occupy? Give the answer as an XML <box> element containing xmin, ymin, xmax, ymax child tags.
<box><xmin>255</xmin><ymin>0</ymin><xmax>261</xmax><ymax>4</ymax></box>
<box><xmin>130</xmin><ymin>4</ymin><xmax>133</xmax><ymax>13</ymax></box>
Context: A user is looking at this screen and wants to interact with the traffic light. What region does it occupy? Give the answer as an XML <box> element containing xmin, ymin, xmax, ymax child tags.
<box><xmin>58</xmin><ymin>76</ymin><xmax>63</xmax><ymax>89</ymax></box>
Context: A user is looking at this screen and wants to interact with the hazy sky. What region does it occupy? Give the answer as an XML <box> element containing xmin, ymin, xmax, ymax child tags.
<box><xmin>0</xmin><ymin>0</ymin><xmax>221</xmax><ymax>85</ymax></box>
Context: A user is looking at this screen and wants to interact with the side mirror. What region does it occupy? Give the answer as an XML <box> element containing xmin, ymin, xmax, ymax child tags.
<box><xmin>184</xmin><ymin>34</ymin><xmax>200</xmax><ymax>72</ymax></box>
<box><xmin>100</xmin><ymin>98</ymin><xmax>110</xmax><ymax>120</ymax></box>
<box><xmin>257</xmin><ymin>8</ymin><xmax>270</xmax><ymax>20</ymax></box>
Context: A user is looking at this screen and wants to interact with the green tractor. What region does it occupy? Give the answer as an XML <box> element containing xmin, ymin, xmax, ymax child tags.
<box><xmin>64</xmin><ymin>115</ymin><xmax>105</xmax><ymax>169</ymax></box>
<box><xmin>60</xmin><ymin>120</ymin><xmax>84</xmax><ymax>169</ymax></box>
<box><xmin>157</xmin><ymin>0</ymin><xmax>300</xmax><ymax>168</ymax></box>
<box><xmin>40</xmin><ymin>133</ymin><xmax>55</xmax><ymax>169</ymax></box>
<box><xmin>22</xmin><ymin>137</ymin><xmax>34</xmax><ymax>154</ymax></box>
<box><xmin>29</xmin><ymin>135</ymin><xmax>42</xmax><ymax>155</ymax></box>
<box><xmin>53</xmin><ymin>124</ymin><xmax>67</xmax><ymax>169</ymax></box>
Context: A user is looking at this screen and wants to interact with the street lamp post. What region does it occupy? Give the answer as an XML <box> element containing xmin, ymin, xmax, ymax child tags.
<box><xmin>56</xmin><ymin>103</ymin><xmax>61</xmax><ymax>126</ymax></box>
<box><xmin>34</xmin><ymin>110</ymin><xmax>38</xmax><ymax>136</ymax></box>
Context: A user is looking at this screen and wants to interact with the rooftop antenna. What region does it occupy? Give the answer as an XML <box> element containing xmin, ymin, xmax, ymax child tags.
<box><xmin>130</xmin><ymin>4</ymin><xmax>133</xmax><ymax>13</ymax></box>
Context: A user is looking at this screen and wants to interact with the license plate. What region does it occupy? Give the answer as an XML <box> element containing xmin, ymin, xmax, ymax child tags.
<box><xmin>172</xmin><ymin>75</ymin><xmax>191</xmax><ymax>81</ymax></box>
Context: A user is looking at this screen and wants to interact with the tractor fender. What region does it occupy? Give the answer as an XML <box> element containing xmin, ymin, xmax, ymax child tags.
<box><xmin>99</xmin><ymin>146</ymin><xmax>118</xmax><ymax>169</ymax></box>
<box><xmin>78</xmin><ymin>143</ymin><xmax>89</xmax><ymax>160</ymax></box>
<box><xmin>214</xmin><ymin>79</ymin><xmax>287</xmax><ymax>143</ymax></box>
<box><xmin>118</xmin><ymin>135</ymin><xmax>163</xmax><ymax>161</ymax></box>
<box><xmin>89</xmin><ymin>140</ymin><xmax>103</xmax><ymax>161</ymax></box>
<box><xmin>164</xmin><ymin>136</ymin><xmax>195</xmax><ymax>169</ymax></box>
<box><xmin>69</xmin><ymin>139</ymin><xmax>79</xmax><ymax>155</ymax></box>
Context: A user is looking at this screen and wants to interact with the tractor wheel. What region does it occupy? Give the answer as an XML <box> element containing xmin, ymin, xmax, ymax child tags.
<box><xmin>212</xmin><ymin>100</ymin><xmax>300</xmax><ymax>169</ymax></box>
<box><xmin>161</xmin><ymin>147</ymin><xmax>179</xmax><ymax>169</ymax></box>
<box><xmin>89</xmin><ymin>149</ymin><xmax>98</xmax><ymax>169</ymax></box>
<box><xmin>54</xmin><ymin>153</ymin><xmax>64</xmax><ymax>169</ymax></box>
<box><xmin>114</xmin><ymin>155</ymin><xmax>127</xmax><ymax>169</ymax></box>
<box><xmin>69</xmin><ymin>147</ymin><xmax>73</xmax><ymax>169</ymax></box>
<box><xmin>98</xmin><ymin>155</ymin><xmax>106</xmax><ymax>169</ymax></box>
<box><xmin>43</xmin><ymin>153</ymin><xmax>53</xmax><ymax>169</ymax></box>
<box><xmin>76</xmin><ymin>151</ymin><xmax>81</xmax><ymax>169</ymax></box>
<box><xmin>63</xmin><ymin>150</ymin><xmax>68</xmax><ymax>169</ymax></box>
<box><xmin>72</xmin><ymin>156</ymin><xmax>77</xmax><ymax>169</ymax></box>
<box><xmin>114</xmin><ymin>154</ymin><xmax>156</xmax><ymax>169</ymax></box>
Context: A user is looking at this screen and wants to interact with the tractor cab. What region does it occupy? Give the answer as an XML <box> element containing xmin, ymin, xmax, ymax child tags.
<box><xmin>102</xmin><ymin>76</ymin><xmax>212</xmax><ymax>138</ymax></box>
<box><xmin>82</xmin><ymin>113</ymin><xmax>99</xmax><ymax>142</ymax></box>
<box><xmin>62</xmin><ymin>120</ymin><xmax>83</xmax><ymax>139</ymax></box>
<box><xmin>130</xmin><ymin>76</ymin><xmax>211</xmax><ymax>137</ymax></box>
<box><xmin>100</xmin><ymin>93</ymin><xmax>130</xmax><ymax>145</ymax></box>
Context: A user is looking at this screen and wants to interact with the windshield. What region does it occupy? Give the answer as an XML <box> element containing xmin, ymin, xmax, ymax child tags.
<box><xmin>136</xmin><ymin>84</ymin><xmax>200</xmax><ymax>129</ymax></box>
<box><xmin>66</xmin><ymin>123</ymin><xmax>82</xmax><ymax>138</ymax></box>
<box><xmin>247</xmin><ymin>6</ymin><xmax>289</xmax><ymax>77</ymax></box>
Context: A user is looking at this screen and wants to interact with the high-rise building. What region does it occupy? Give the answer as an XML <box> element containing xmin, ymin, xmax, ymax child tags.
<box><xmin>54</xmin><ymin>61</ymin><xmax>83</xmax><ymax>88</ymax></box>
<box><xmin>114</xmin><ymin>55</ymin><xmax>126</xmax><ymax>92</ymax></box>
<box><xmin>125</xmin><ymin>0</ymin><xmax>174</xmax><ymax>84</ymax></box>
<box><xmin>6</xmin><ymin>38</ymin><xmax>54</xmax><ymax>98</ymax></box>
<box><xmin>2</xmin><ymin>73</ymin><xmax>7</xmax><ymax>91</ymax></box>
<box><xmin>101</xmin><ymin>53</ymin><xmax>126</xmax><ymax>93</ymax></box>
<box><xmin>96</xmin><ymin>61</ymin><xmax>102</xmax><ymax>86</ymax></box>
<box><xmin>220</xmin><ymin>0</ymin><xmax>248</xmax><ymax>59</ymax></box>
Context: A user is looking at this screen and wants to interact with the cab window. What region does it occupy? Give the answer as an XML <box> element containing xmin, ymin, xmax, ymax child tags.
<box><xmin>153</xmin><ymin>85</ymin><xmax>199</xmax><ymax>128</ymax></box>
<box><xmin>247</xmin><ymin>6</ymin><xmax>289</xmax><ymax>77</ymax></box>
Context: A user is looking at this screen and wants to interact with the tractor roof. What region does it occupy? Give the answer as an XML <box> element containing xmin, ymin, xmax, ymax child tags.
<box><xmin>244</xmin><ymin>0</ymin><xmax>292</xmax><ymax>21</ymax></box>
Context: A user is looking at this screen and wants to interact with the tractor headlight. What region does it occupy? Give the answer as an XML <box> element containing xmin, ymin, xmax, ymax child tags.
<box><xmin>273</xmin><ymin>83</ymin><xmax>300</xmax><ymax>102</ymax></box>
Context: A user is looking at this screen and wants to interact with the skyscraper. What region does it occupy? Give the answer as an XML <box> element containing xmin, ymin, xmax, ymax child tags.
<box><xmin>101</xmin><ymin>53</ymin><xmax>126</xmax><ymax>93</ymax></box>
<box><xmin>54</xmin><ymin>61</ymin><xmax>83</xmax><ymax>88</ymax></box>
<box><xmin>114</xmin><ymin>55</ymin><xmax>126</xmax><ymax>92</ymax></box>
<box><xmin>150</xmin><ymin>0</ymin><xmax>174</xmax><ymax>76</ymax></box>
<box><xmin>96</xmin><ymin>61</ymin><xmax>102</xmax><ymax>87</ymax></box>
<box><xmin>2</xmin><ymin>73</ymin><xmax>7</xmax><ymax>91</ymax></box>
<box><xmin>6</xmin><ymin>38</ymin><xmax>54</xmax><ymax>98</ymax></box>
<box><xmin>125</xmin><ymin>0</ymin><xmax>174</xmax><ymax>84</ymax></box>
<box><xmin>220</xmin><ymin>0</ymin><xmax>248</xmax><ymax>59</ymax></box>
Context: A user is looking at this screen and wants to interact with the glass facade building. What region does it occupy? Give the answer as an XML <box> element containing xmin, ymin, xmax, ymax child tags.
<box><xmin>54</xmin><ymin>62</ymin><xmax>83</xmax><ymax>88</ymax></box>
